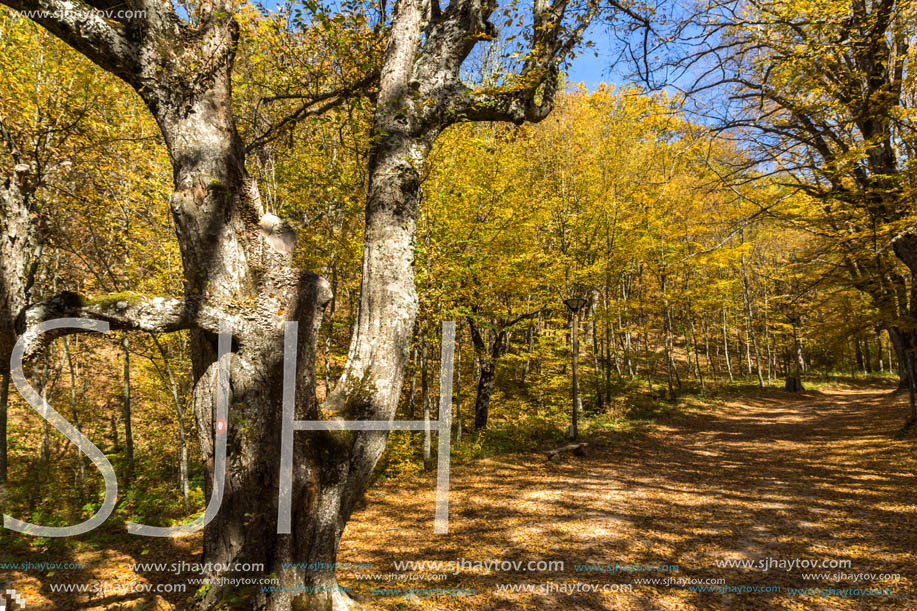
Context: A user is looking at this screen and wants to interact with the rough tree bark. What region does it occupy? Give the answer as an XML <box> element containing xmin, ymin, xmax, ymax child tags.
<box><xmin>0</xmin><ymin>160</ymin><xmax>39</xmax><ymax>490</ymax></box>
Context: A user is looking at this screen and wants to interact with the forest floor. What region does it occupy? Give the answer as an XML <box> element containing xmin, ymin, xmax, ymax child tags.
<box><xmin>5</xmin><ymin>383</ymin><xmax>916</xmax><ymax>610</ymax></box>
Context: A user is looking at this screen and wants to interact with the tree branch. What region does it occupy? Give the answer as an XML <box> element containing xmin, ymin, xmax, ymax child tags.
<box><xmin>0</xmin><ymin>0</ymin><xmax>139</xmax><ymax>78</ymax></box>
<box><xmin>443</xmin><ymin>0</ymin><xmax>598</xmax><ymax>125</ymax></box>
<box><xmin>246</xmin><ymin>70</ymin><xmax>379</xmax><ymax>154</ymax></box>
<box><xmin>502</xmin><ymin>307</ymin><xmax>547</xmax><ymax>330</ymax></box>
<box><xmin>17</xmin><ymin>291</ymin><xmax>227</xmax><ymax>360</ymax></box>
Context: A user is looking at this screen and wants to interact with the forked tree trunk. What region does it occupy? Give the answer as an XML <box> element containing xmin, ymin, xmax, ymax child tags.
<box><xmin>467</xmin><ymin>310</ymin><xmax>542</xmax><ymax>431</ymax></box>
<box><xmin>4</xmin><ymin>0</ymin><xmax>593</xmax><ymax>605</ymax></box>
<box><xmin>80</xmin><ymin>27</ymin><xmax>365</xmax><ymax>608</ymax></box>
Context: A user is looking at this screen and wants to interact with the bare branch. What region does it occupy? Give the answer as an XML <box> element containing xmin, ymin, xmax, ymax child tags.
<box><xmin>246</xmin><ymin>70</ymin><xmax>379</xmax><ymax>153</ymax></box>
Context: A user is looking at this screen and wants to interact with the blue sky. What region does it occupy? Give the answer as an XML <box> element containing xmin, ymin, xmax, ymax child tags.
<box><xmin>240</xmin><ymin>0</ymin><xmax>629</xmax><ymax>91</ymax></box>
<box><xmin>564</xmin><ymin>23</ymin><xmax>630</xmax><ymax>90</ymax></box>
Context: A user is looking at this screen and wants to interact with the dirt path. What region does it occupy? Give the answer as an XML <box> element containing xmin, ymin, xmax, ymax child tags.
<box><xmin>7</xmin><ymin>386</ymin><xmax>915</xmax><ymax>610</ymax></box>
<box><xmin>340</xmin><ymin>387</ymin><xmax>916</xmax><ymax>610</ymax></box>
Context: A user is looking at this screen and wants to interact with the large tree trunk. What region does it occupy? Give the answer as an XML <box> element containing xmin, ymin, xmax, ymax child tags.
<box><xmin>891</xmin><ymin>235</ymin><xmax>917</xmax><ymax>412</ymax></box>
<box><xmin>126</xmin><ymin>28</ymin><xmax>357</xmax><ymax>609</ymax></box>
<box><xmin>0</xmin><ymin>370</ymin><xmax>9</xmax><ymax>489</ymax></box>
<box><xmin>0</xmin><ymin>163</ymin><xmax>38</xmax><ymax>488</ymax></box>
<box><xmin>888</xmin><ymin>326</ymin><xmax>917</xmax><ymax>419</ymax></box>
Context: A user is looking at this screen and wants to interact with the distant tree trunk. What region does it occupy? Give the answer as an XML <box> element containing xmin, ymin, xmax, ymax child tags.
<box><xmin>741</xmin><ymin>252</ymin><xmax>764</xmax><ymax>387</ymax></box>
<box><xmin>875</xmin><ymin>330</ymin><xmax>884</xmax><ymax>372</ymax></box>
<box><xmin>455</xmin><ymin>328</ymin><xmax>462</xmax><ymax>442</ymax></box>
<box><xmin>420</xmin><ymin>325</ymin><xmax>432</xmax><ymax>470</ymax></box>
<box><xmin>722</xmin><ymin>304</ymin><xmax>734</xmax><ymax>382</ymax></box>
<box><xmin>689</xmin><ymin>313</ymin><xmax>705</xmax><ymax>391</ymax></box>
<box><xmin>608</xmin><ymin>310</ymin><xmax>620</xmax><ymax>390</ymax></box>
<box><xmin>618</xmin><ymin>277</ymin><xmax>633</xmax><ymax>380</ymax></box>
<box><xmin>854</xmin><ymin>337</ymin><xmax>865</xmax><ymax>375</ymax></box>
<box><xmin>467</xmin><ymin>309</ymin><xmax>543</xmax><ymax>430</ymax></box>
<box><xmin>886</xmin><ymin>331</ymin><xmax>894</xmax><ymax>374</ymax></box>
<box><xmin>785</xmin><ymin>316</ymin><xmax>805</xmax><ymax>392</ymax></box>
<box><xmin>474</xmin><ymin>360</ymin><xmax>495</xmax><ymax>431</ymax></box>
<box><xmin>469</xmin><ymin>318</ymin><xmax>498</xmax><ymax>431</ymax></box>
<box><xmin>680</xmin><ymin>312</ymin><xmax>694</xmax><ymax>383</ymax></box>
<box><xmin>661</xmin><ymin>273</ymin><xmax>676</xmax><ymax>400</ymax></box>
<box><xmin>589</xmin><ymin>293</ymin><xmax>603</xmax><ymax>410</ymax></box>
<box><xmin>570</xmin><ymin>307</ymin><xmax>582</xmax><ymax>439</ymax></box>
<box><xmin>62</xmin><ymin>338</ymin><xmax>86</xmax><ymax>502</ymax></box>
<box><xmin>863</xmin><ymin>335</ymin><xmax>873</xmax><ymax>372</ymax></box>
<box><xmin>704</xmin><ymin>315</ymin><xmax>717</xmax><ymax>382</ymax></box>
<box><xmin>640</xmin><ymin>270</ymin><xmax>656</xmax><ymax>397</ymax></box>
<box><xmin>33</xmin><ymin>349</ymin><xmax>64</xmax><ymax>469</ymax></box>
<box><xmin>121</xmin><ymin>332</ymin><xmax>134</xmax><ymax>483</ymax></box>
<box><xmin>408</xmin><ymin>346</ymin><xmax>418</xmax><ymax>419</ymax></box>
<box><xmin>617</xmin><ymin>314</ymin><xmax>630</xmax><ymax>379</ymax></box>
<box><xmin>36</xmin><ymin>356</ymin><xmax>50</xmax><ymax>465</ymax></box>
<box><xmin>743</xmin><ymin>317</ymin><xmax>753</xmax><ymax>378</ymax></box>
<box><xmin>764</xmin><ymin>282</ymin><xmax>774</xmax><ymax>383</ymax></box>
<box><xmin>150</xmin><ymin>334</ymin><xmax>190</xmax><ymax>500</ymax></box>
<box><xmin>322</xmin><ymin>266</ymin><xmax>337</xmax><ymax>399</ymax></box>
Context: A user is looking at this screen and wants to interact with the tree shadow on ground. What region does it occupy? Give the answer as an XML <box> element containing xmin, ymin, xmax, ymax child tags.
<box><xmin>339</xmin><ymin>385</ymin><xmax>916</xmax><ymax>610</ymax></box>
